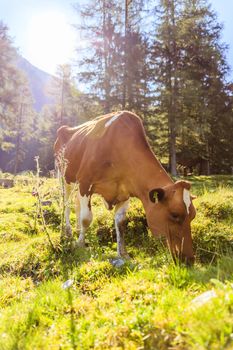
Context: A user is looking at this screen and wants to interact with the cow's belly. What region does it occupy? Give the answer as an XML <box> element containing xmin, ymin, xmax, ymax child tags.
<box><xmin>93</xmin><ymin>181</ymin><xmax>129</xmax><ymax>209</ymax></box>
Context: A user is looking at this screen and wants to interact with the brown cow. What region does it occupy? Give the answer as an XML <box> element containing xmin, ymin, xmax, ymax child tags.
<box><xmin>54</xmin><ymin>111</ymin><xmax>196</xmax><ymax>264</ymax></box>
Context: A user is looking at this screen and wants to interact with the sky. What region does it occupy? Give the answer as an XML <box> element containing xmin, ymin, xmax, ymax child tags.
<box><xmin>0</xmin><ymin>0</ymin><xmax>78</xmax><ymax>74</ymax></box>
<box><xmin>0</xmin><ymin>0</ymin><xmax>233</xmax><ymax>78</ymax></box>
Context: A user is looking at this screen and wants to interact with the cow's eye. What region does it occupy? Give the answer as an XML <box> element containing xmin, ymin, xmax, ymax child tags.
<box><xmin>170</xmin><ymin>212</ymin><xmax>180</xmax><ymax>221</ymax></box>
<box><xmin>171</xmin><ymin>212</ymin><xmax>179</xmax><ymax>219</ymax></box>
<box><xmin>170</xmin><ymin>212</ymin><xmax>185</xmax><ymax>224</ymax></box>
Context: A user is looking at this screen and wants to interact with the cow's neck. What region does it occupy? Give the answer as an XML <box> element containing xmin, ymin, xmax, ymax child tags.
<box><xmin>128</xmin><ymin>150</ymin><xmax>173</xmax><ymax>201</ymax></box>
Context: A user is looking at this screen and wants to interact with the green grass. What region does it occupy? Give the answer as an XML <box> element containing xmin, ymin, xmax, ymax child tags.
<box><xmin>0</xmin><ymin>175</ymin><xmax>232</xmax><ymax>349</ymax></box>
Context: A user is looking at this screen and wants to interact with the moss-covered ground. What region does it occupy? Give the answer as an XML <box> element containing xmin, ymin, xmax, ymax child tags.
<box><xmin>0</xmin><ymin>175</ymin><xmax>232</xmax><ymax>349</ymax></box>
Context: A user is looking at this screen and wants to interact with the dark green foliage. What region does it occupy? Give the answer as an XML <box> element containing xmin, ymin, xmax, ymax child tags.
<box><xmin>42</xmin><ymin>205</ymin><xmax>61</xmax><ymax>227</ymax></box>
<box><xmin>199</xmin><ymin>201</ymin><xmax>233</xmax><ymax>221</ymax></box>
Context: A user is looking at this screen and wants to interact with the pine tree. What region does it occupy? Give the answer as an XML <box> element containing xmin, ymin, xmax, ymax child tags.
<box><xmin>74</xmin><ymin>0</ymin><xmax>121</xmax><ymax>113</ymax></box>
<box><xmin>151</xmin><ymin>0</ymin><xmax>232</xmax><ymax>174</ymax></box>
<box><xmin>151</xmin><ymin>0</ymin><xmax>182</xmax><ymax>175</ymax></box>
<box><xmin>12</xmin><ymin>82</ymin><xmax>35</xmax><ymax>174</ymax></box>
<box><xmin>121</xmin><ymin>0</ymin><xmax>151</xmax><ymax>114</ymax></box>
<box><xmin>73</xmin><ymin>0</ymin><xmax>150</xmax><ymax>115</ymax></box>
<box><xmin>0</xmin><ymin>22</ymin><xmax>36</xmax><ymax>173</ymax></box>
<box><xmin>177</xmin><ymin>0</ymin><xmax>232</xmax><ymax>174</ymax></box>
<box><xmin>47</xmin><ymin>64</ymin><xmax>79</xmax><ymax>127</ymax></box>
<box><xmin>0</xmin><ymin>22</ymin><xmax>23</xmax><ymax>147</ymax></box>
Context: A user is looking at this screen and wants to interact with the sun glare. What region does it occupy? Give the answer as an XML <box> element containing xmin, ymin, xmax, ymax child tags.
<box><xmin>26</xmin><ymin>11</ymin><xmax>76</xmax><ymax>74</ymax></box>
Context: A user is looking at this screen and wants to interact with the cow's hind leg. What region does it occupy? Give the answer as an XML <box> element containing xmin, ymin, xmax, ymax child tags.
<box><xmin>115</xmin><ymin>200</ymin><xmax>130</xmax><ymax>259</ymax></box>
<box><xmin>76</xmin><ymin>190</ymin><xmax>93</xmax><ymax>247</ymax></box>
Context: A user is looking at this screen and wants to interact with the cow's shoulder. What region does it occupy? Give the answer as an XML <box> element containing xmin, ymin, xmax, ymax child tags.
<box><xmin>103</xmin><ymin>110</ymin><xmax>142</xmax><ymax>126</ymax></box>
<box><xmin>89</xmin><ymin>110</ymin><xmax>143</xmax><ymax>137</ymax></box>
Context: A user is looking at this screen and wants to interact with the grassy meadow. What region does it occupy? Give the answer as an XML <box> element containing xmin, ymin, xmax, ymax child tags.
<box><xmin>0</xmin><ymin>174</ymin><xmax>232</xmax><ymax>350</ymax></box>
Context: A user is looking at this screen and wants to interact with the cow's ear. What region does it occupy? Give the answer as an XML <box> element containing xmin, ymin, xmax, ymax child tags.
<box><xmin>149</xmin><ymin>188</ymin><xmax>165</xmax><ymax>203</ymax></box>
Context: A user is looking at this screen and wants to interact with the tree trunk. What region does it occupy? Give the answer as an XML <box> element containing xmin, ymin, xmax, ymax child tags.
<box><xmin>167</xmin><ymin>0</ymin><xmax>177</xmax><ymax>176</ymax></box>
<box><xmin>122</xmin><ymin>0</ymin><xmax>129</xmax><ymax>109</ymax></box>
<box><xmin>103</xmin><ymin>0</ymin><xmax>110</xmax><ymax>113</ymax></box>
<box><xmin>14</xmin><ymin>102</ymin><xmax>23</xmax><ymax>175</ymax></box>
<box><xmin>60</xmin><ymin>76</ymin><xmax>64</xmax><ymax>126</ymax></box>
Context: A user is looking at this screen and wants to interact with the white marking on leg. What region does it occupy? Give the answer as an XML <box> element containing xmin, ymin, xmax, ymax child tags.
<box><xmin>115</xmin><ymin>200</ymin><xmax>130</xmax><ymax>258</ymax></box>
<box><xmin>105</xmin><ymin>112</ymin><xmax>123</xmax><ymax>128</ymax></box>
<box><xmin>183</xmin><ymin>189</ymin><xmax>191</xmax><ymax>214</ymax></box>
<box><xmin>77</xmin><ymin>192</ymin><xmax>93</xmax><ymax>247</ymax></box>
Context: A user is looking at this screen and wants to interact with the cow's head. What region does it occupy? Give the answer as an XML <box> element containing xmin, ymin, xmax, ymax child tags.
<box><xmin>145</xmin><ymin>181</ymin><xmax>196</xmax><ymax>265</ymax></box>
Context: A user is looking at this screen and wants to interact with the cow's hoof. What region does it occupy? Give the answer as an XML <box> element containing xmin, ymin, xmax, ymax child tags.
<box><xmin>60</xmin><ymin>234</ymin><xmax>73</xmax><ymax>244</ymax></box>
<box><xmin>65</xmin><ymin>226</ymin><xmax>73</xmax><ymax>238</ymax></box>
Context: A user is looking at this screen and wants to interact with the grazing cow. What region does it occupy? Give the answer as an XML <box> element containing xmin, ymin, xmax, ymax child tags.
<box><xmin>54</xmin><ymin>111</ymin><xmax>196</xmax><ymax>264</ymax></box>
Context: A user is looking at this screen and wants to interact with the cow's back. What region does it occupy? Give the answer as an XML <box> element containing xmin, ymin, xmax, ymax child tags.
<box><xmin>55</xmin><ymin>111</ymin><xmax>149</xmax><ymax>196</ymax></box>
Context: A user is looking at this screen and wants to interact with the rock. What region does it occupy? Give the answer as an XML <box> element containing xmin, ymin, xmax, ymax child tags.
<box><xmin>191</xmin><ymin>290</ymin><xmax>217</xmax><ymax>307</ymax></box>
<box><xmin>109</xmin><ymin>258</ymin><xmax>125</xmax><ymax>267</ymax></box>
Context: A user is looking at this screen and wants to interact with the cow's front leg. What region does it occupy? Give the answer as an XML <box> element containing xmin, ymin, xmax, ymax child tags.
<box><xmin>115</xmin><ymin>200</ymin><xmax>130</xmax><ymax>259</ymax></box>
<box><xmin>76</xmin><ymin>190</ymin><xmax>93</xmax><ymax>247</ymax></box>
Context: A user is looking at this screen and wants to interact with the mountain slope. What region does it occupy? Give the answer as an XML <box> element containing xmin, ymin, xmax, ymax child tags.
<box><xmin>17</xmin><ymin>57</ymin><xmax>54</xmax><ymax>112</ymax></box>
